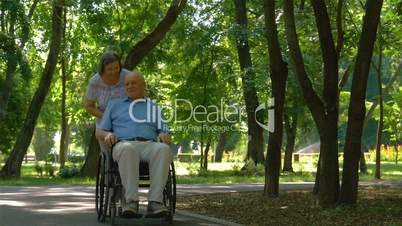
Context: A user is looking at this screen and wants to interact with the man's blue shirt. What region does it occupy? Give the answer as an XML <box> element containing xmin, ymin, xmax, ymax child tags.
<box><xmin>99</xmin><ymin>97</ymin><xmax>169</xmax><ymax>141</ymax></box>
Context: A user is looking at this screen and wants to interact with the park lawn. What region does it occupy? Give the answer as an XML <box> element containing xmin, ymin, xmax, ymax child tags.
<box><xmin>176</xmin><ymin>185</ymin><xmax>402</xmax><ymax>226</ymax></box>
<box><xmin>0</xmin><ymin>161</ymin><xmax>401</xmax><ymax>186</ymax></box>
<box><xmin>175</xmin><ymin>161</ymin><xmax>402</xmax><ymax>184</ymax></box>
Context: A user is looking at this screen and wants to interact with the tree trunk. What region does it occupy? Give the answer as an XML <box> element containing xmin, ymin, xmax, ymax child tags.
<box><xmin>59</xmin><ymin>8</ymin><xmax>68</xmax><ymax>169</ymax></box>
<box><xmin>374</xmin><ymin>24</ymin><xmax>383</xmax><ymax>179</ymax></box>
<box><xmin>313</xmin><ymin>155</ymin><xmax>321</xmax><ymax>194</ymax></box>
<box><xmin>283</xmin><ymin>0</ymin><xmax>340</xmax><ymax>207</ymax></box>
<box><xmin>123</xmin><ymin>0</ymin><xmax>187</xmax><ymax>69</ymax></box>
<box><xmin>80</xmin><ymin>127</ymin><xmax>100</xmax><ymax>177</ymax></box>
<box><xmin>339</xmin><ymin>0</ymin><xmax>383</xmax><ymax>204</ymax></box>
<box><xmin>395</xmin><ymin>144</ymin><xmax>399</xmax><ymax>165</ymax></box>
<box><xmin>62</xmin><ymin>123</ymin><xmax>70</xmax><ymax>161</ymax></box>
<box><xmin>59</xmin><ymin>58</ymin><xmax>67</xmax><ymax>168</ymax></box>
<box><xmin>234</xmin><ymin>0</ymin><xmax>264</xmax><ymax>165</ymax></box>
<box><xmin>283</xmin><ymin>113</ymin><xmax>297</xmax><ymax>172</ymax></box>
<box><xmin>359</xmin><ymin>150</ymin><xmax>367</xmax><ymax>173</ymax></box>
<box><xmin>263</xmin><ymin>0</ymin><xmax>288</xmax><ymax>197</ymax></box>
<box><xmin>0</xmin><ymin>1</ymin><xmax>64</xmax><ymax>177</ymax></box>
<box><xmin>203</xmin><ymin>139</ymin><xmax>211</xmax><ymax>171</ymax></box>
<box><xmin>215</xmin><ymin>132</ymin><xmax>227</xmax><ymax>162</ymax></box>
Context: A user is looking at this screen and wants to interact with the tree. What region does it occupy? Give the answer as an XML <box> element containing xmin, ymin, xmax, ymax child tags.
<box><xmin>0</xmin><ymin>0</ymin><xmax>36</xmax><ymax>156</ymax></box>
<box><xmin>59</xmin><ymin>6</ymin><xmax>68</xmax><ymax>169</ymax></box>
<box><xmin>0</xmin><ymin>0</ymin><xmax>36</xmax><ymax>117</ymax></box>
<box><xmin>384</xmin><ymin>86</ymin><xmax>402</xmax><ymax>164</ymax></box>
<box><xmin>283</xmin><ymin>0</ymin><xmax>340</xmax><ymax>207</ymax></box>
<box><xmin>0</xmin><ymin>0</ymin><xmax>64</xmax><ymax>177</ymax></box>
<box><xmin>263</xmin><ymin>0</ymin><xmax>288</xmax><ymax>197</ymax></box>
<box><xmin>374</xmin><ymin>24</ymin><xmax>383</xmax><ymax>179</ymax></box>
<box><xmin>123</xmin><ymin>0</ymin><xmax>187</xmax><ymax>70</ymax></box>
<box><xmin>233</xmin><ymin>0</ymin><xmax>264</xmax><ymax>165</ymax></box>
<box><xmin>283</xmin><ymin>111</ymin><xmax>297</xmax><ymax>172</ymax></box>
<box><xmin>340</xmin><ymin>0</ymin><xmax>384</xmax><ymax>204</ymax></box>
<box><xmin>80</xmin><ymin>0</ymin><xmax>187</xmax><ymax>176</ymax></box>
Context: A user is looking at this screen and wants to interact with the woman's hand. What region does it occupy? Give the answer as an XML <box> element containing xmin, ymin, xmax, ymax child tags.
<box><xmin>84</xmin><ymin>98</ymin><xmax>103</xmax><ymax>118</ymax></box>
<box><xmin>158</xmin><ymin>133</ymin><xmax>171</xmax><ymax>144</ymax></box>
<box><xmin>104</xmin><ymin>132</ymin><xmax>118</xmax><ymax>146</ymax></box>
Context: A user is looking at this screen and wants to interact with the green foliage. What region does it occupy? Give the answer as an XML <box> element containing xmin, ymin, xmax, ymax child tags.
<box><xmin>185</xmin><ymin>162</ymin><xmax>201</xmax><ymax>176</ymax></box>
<box><xmin>0</xmin><ymin>77</ymin><xmax>30</xmax><ymax>154</ymax></box>
<box><xmin>225</xmin><ymin>131</ymin><xmax>241</xmax><ymax>151</ymax></box>
<box><xmin>31</xmin><ymin>128</ymin><xmax>55</xmax><ymax>161</ymax></box>
<box><xmin>68</xmin><ymin>155</ymin><xmax>85</xmax><ymax>164</ymax></box>
<box><xmin>1</xmin><ymin>0</ymin><xmax>401</xmax><ymax>177</ymax></box>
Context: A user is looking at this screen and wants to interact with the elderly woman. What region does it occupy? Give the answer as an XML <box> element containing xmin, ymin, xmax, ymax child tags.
<box><xmin>84</xmin><ymin>52</ymin><xmax>130</xmax><ymax>150</ymax></box>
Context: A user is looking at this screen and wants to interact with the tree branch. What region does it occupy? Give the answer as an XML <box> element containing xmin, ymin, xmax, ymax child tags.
<box><xmin>27</xmin><ymin>0</ymin><xmax>39</xmax><ymax>20</ymax></box>
<box><xmin>338</xmin><ymin>63</ymin><xmax>351</xmax><ymax>91</ymax></box>
<box><xmin>283</xmin><ymin>0</ymin><xmax>326</xmax><ymax>130</ymax></box>
<box><xmin>336</xmin><ymin>0</ymin><xmax>345</xmax><ymax>59</ymax></box>
<box><xmin>310</xmin><ymin>0</ymin><xmax>338</xmax><ymax>111</ymax></box>
<box><xmin>123</xmin><ymin>0</ymin><xmax>187</xmax><ymax>69</ymax></box>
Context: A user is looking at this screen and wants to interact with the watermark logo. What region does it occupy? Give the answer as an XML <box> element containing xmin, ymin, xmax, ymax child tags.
<box><xmin>255</xmin><ymin>98</ymin><xmax>275</xmax><ymax>132</ymax></box>
<box><xmin>128</xmin><ymin>98</ymin><xmax>275</xmax><ymax>132</ymax></box>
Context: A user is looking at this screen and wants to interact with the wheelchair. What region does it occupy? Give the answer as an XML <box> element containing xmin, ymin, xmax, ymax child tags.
<box><xmin>95</xmin><ymin>143</ymin><xmax>176</xmax><ymax>225</ymax></box>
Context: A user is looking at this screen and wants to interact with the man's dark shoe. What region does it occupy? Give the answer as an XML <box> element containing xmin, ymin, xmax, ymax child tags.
<box><xmin>146</xmin><ymin>201</ymin><xmax>168</xmax><ymax>218</ymax></box>
<box><xmin>121</xmin><ymin>201</ymin><xmax>142</xmax><ymax>218</ymax></box>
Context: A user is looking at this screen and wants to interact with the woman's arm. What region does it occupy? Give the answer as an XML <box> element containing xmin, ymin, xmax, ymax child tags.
<box><xmin>84</xmin><ymin>97</ymin><xmax>103</xmax><ymax>119</ymax></box>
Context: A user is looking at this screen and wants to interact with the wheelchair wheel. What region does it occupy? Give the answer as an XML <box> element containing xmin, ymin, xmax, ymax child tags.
<box><xmin>109</xmin><ymin>182</ymin><xmax>119</xmax><ymax>225</ymax></box>
<box><xmin>171</xmin><ymin>162</ymin><xmax>177</xmax><ymax>213</ymax></box>
<box><xmin>101</xmin><ymin>162</ymin><xmax>112</xmax><ymax>223</ymax></box>
<box><xmin>96</xmin><ymin>155</ymin><xmax>106</xmax><ymax>221</ymax></box>
<box><xmin>109</xmin><ymin>192</ymin><xmax>116</xmax><ymax>225</ymax></box>
<box><xmin>163</xmin><ymin>162</ymin><xmax>176</xmax><ymax>223</ymax></box>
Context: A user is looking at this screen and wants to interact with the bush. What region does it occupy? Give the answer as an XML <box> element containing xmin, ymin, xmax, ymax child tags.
<box><xmin>44</xmin><ymin>164</ymin><xmax>56</xmax><ymax>176</ymax></box>
<box><xmin>238</xmin><ymin>160</ymin><xmax>265</xmax><ymax>176</ymax></box>
<box><xmin>232</xmin><ymin>163</ymin><xmax>241</xmax><ymax>171</ymax></box>
<box><xmin>34</xmin><ymin>162</ymin><xmax>44</xmax><ymax>176</ymax></box>
<box><xmin>186</xmin><ymin>163</ymin><xmax>200</xmax><ymax>176</ymax></box>
<box><xmin>58</xmin><ymin>167</ymin><xmax>80</xmax><ymax>178</ymax></box>
<box><xmin>367</xmin><ymin>146</ymin><xmax>402</xmax><ymax>162</ymax></box>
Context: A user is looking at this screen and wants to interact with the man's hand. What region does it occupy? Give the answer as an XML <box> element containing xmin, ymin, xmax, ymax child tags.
<box><xmin>158</xmin><ymin>133</ymin><xmax>171</xmax><ymax>144</ymax></box>
<box><xmin>104</xmin><ymin>132</ymin><xmax>118</xmax><ymax>147</ymax></box>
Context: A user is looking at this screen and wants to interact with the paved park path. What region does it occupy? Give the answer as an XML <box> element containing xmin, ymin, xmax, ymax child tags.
<box><xmin>1</xmin><ymin>181</ymin><xmax>401</xmax><ymax>226</ymax></box>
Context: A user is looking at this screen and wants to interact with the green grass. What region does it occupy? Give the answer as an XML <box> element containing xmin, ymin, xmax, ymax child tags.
<box><xmin>175</xmin><ymin>161</ymin><xmax>402</xmax><ymax>184</ymax></box>
<box><xmin>0</xmin><ymin>161</ymin><xmax>400</xmax><ymax>186</ymax></box>
<box><xmin>0</xmin><ymin>176</ymin><xmax>96</xmax><ymax>186</ymax></box>
<box><xmin>0</xmin><ymin>162</ymin><xmax>93</xmax><ymax>186</ymax></box>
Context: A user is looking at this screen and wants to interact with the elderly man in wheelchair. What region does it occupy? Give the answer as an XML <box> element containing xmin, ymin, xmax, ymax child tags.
<box><xmin>96</xmin><ymin>70</ymin><xmax>173</xmax><ymax>219</ymax></box>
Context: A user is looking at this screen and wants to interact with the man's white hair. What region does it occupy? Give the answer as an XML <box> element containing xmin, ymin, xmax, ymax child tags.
<box><xmin>128</xmin><ymin>70</ymin><xmax>146</xmax><ymax>84</ymax></box>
